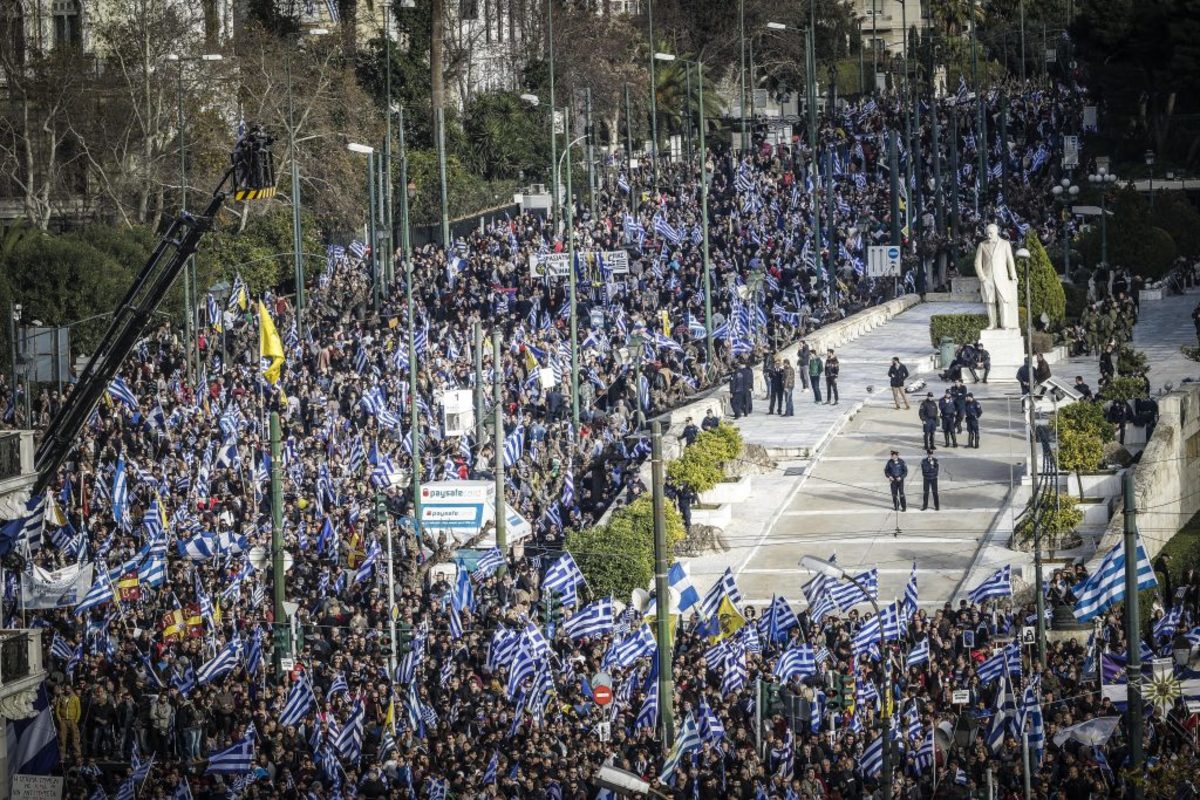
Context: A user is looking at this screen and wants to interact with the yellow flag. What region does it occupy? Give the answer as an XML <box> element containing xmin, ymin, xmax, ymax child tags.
<box><xmin>44</xmin><ymin>492</ymin><xmax>67</xmax><ymax>527</ymax></box>
<box><xmin>710</xmin><ymin>595</ymin><xmax>746</xmax><ymax>642</ymax></box>
<box><xmin>257</xmin><ymin>301</ymin><xmax>285</xmax><ymax>385</ymax></box>
<box><xmin>385</xmin><ymin>699</ymin><xmax>395</xmax><ymax>731</ymax></box>
<box><xmin>524</xmin><ymin>348</ymin><xmax>540</xmax><ymax>372</ymax></box>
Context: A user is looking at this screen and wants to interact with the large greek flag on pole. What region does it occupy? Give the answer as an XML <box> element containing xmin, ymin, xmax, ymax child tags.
<box><xmin>1072</xmin><ymin>534</ymin><xmax>1157</xmax><ymax>622</ymax></box>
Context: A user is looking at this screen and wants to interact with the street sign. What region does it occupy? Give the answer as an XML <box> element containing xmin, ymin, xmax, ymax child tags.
<box><xmin>593</xmin><ymin>685</ymin><xmax>613</xmax><ymax>706</ymax></box>
<box><xmin>952</xmin><ymin>690</ymin><xmax>970</xmax><ymax>705</ymax></box>
<box><xmin>867</xmin><ymin>245</ymin><xmax>902</xmax><ymax>277</ymax></box>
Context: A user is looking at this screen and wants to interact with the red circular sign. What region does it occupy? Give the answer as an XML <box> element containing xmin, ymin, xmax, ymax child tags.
<box><xmin>593</xmin><ymin>685</ymin><xmax>613</xmax><ymax>706</ymax></box>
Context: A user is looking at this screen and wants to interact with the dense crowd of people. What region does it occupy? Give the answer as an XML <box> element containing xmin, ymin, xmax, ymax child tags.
<box><xmin>5</xmin><ymin>74</ymin><xmax>1190</xmax><ymax>800</ymax></box>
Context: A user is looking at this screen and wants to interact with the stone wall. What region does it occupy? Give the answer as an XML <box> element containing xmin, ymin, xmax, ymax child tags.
<box><xmin>1088</xmin><ymin>383</ymin><xmax>1200</xmax><ymax>565</ymax></box>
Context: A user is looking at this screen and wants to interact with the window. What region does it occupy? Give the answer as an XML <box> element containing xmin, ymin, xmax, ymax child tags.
<box><xmin>51</xmin><ymin>0</ymin><xmax>81</xmax><ymax>49</ymax></box>
<box><xmin>0</xmin><ymin>0</ymin><xmax>24</xmax><ymax>67</ymax></box>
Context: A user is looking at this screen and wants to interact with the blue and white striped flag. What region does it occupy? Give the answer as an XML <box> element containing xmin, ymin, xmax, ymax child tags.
<box><xmin>906</xmin><ymin>637</ymin><xmax>930</xmax><ymax>668</ymax></box>
<box><xmin>562</xmin><ymin>597</ymin><xmax>614</xmax><ymax>641</ymax></box>
<box><xmin>204</xmin><ymin>734</ymin><xmax>255</xmax><ymax>775</ymax></box>
<box><xmin>279</xmin><ymin>676</ymin><xmax>316</xmax><ymax>726</ymax></box>
<box><xmin>967</xmin><ymin>565</ymin><xmax>1012</xmax><ymax>605</ymax></box>
<box><xmin>1073</xmin><ymin>535</ymin><xmax>1157</xmax><ymax>621</ymax></box>
<box><xmin>502</xmin><ymin>424</ymin><xmax>525</xmax><ymax>468</ymax></box>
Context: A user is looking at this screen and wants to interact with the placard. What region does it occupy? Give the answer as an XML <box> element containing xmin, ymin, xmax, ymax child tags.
<box><xmin>952</xmin><ymin>690</ymin><xmax>970</xmax><ymax>705</ymax></box>
<box><xmin>12</xmin><ymin>775</ymin><xmax>63</xmax><ymax>800</ymax></box>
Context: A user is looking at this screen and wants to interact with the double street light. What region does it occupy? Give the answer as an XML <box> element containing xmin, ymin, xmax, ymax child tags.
<box><xmin>1050</xmin><ymin>177</ymin><xmax>1079</xmax><ymax>278</ymax></box>
<box><xmin>654</xmin><ymin>52</ymin><xmax>714</xmax><ymax>370</ymax></box>
<box><xmin>1145</xmin><ymin>149</ymin><xmax>1157</xmax><ymax>209</ymax></box>
<box><xmin>1087</xmin><ymin>166</ymin><xmax>1118</xmax><ymax>266</ymax></box>
<box><xmin>799</xmin><ymin>557</ymin><xmax>895</xmax><ymax>800</ymax></box>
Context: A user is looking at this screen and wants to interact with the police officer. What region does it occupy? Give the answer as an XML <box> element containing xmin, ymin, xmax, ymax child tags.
<box><xmin>920</xmin><ymin>449</ymin><xmax>940</xmax><ymax>511</ymax></box>
<box><xmin>884</xmin><ymin>450</ymin><xmax>908</xmax><ymax>512</ymax></box>
<box><xmin>918</xmin><ymin>392</ymin><xmax>939</xmax><ymax>451</ymax></box>
<box><xmin>950</xmin><ymin>379</ymin><xmax>968</xmax><ymax>433</ymax></box>
<box><xmin>939</xmin><ymin>389</ymin><xmax>958</xmax><ymax>448</ymax></box>
<box><xmin>964</xmin><ymin>392</ymin><xmax>982</xmax><ymax>449</ymax></box>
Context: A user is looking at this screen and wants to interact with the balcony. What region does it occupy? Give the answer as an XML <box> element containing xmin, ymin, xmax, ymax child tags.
<box><xmin>0</xmin><ymin>630</ymin><xmax>44</xmax><ymax>700</ymax></box>
<box><xmin>0</xmin><ymin>431</ymin><xmax>37</xmax><ymax>517</ymax></box>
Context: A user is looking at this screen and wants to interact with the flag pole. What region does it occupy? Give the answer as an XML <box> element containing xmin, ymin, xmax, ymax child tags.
<box><xmin>651</xmin><ymin>421</ymin><xmax>674</xmax><ymax>748</ymax></box>
<box><xmin>1123</xmin><ymin>471</ymin><xmax>1144</xmax><ymax>800</ymax></box>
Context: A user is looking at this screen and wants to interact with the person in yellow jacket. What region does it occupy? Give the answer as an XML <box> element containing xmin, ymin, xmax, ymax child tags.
<box><xmin>53</xmin><ymin>685</ymin><xmax>82</xmax><ymax>761</ymax></box>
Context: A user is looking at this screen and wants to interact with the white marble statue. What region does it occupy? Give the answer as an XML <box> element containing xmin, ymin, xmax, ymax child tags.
<box><xmin>973</xmin><ymin>223</ymin><xmax>1019</xmax><ymax>330</ymax></box>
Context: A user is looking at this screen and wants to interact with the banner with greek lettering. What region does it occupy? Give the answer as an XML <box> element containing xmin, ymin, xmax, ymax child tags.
<box><xmin>21</xmin><ymin>562</ymin><xmax>94</xmax><ymax>609</ymax></box>
<box><xmin>530</xmin><ymin>251</ymin><xmax>630</xmax><ymax>279</ymax></box>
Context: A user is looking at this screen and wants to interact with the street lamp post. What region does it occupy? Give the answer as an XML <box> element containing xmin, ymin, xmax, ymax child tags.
<box><xmin>347</xmin><ymin>143</ymin><xmax>380</xmax><ymax>313</ymax></box>
<box><xmin>1145</xmin><ymin>149</ymin><xmax>1156</xmax><ymax>209</ymax></box>
<box><xmin>646</xmin><ymin>0</ymin><xmax>660</xmax><ymax>188</ymax></box>
<box><xmin>801</xmin><ymin>557</ymin><xmax>893</xmax><ymax>800</ymax></box>
<box><xmin>560</xmin><ymin>114</ymin><xmax>583</xmax><ymax>427</ymax></box>
<box><xmin>547</xmin><ymin>0</ymin><xmax>559</xmax><ymax>226</ymax></box>
<box><xmin>168</xmin><ymin>51</ymin><xmax>223</xmax><ymax>388</ymax></box>
<box><xmin>1050</xmin><ymin>177</ymin><xmax>1079</xmax><ymax>278</ymax></box>
<box><xmin>1087</xmin><ymin>166</ymin><xmax>1117</xmax><ymax>266</ymax></box>
<box><xmin>1016</xmin><ymin>245</ymin><xmax>1047</xmax><ymax>666</ymax></box>
<box><xmin>655</xmin><ymin>52</ymin><xmax>713</xmax><ymax>367</ymax></box>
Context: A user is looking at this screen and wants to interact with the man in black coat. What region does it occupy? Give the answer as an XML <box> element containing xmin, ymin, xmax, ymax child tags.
<box><xmin>888</xmin><ymin>357</ymin><xmax>910</xmax><ymax>410</ymax></box>
<box><xmin>729</xmin><ymin>367</ymin><xmax>746</xmax><ymax>418</ymax></box>
<box><xmin>885</xmin><ymin>450</ymin><xmax>908</xmax><ymax>512</ymax></box>
<box><xmin>918</xmin><ymin>392</ymin><xmax>939</xmax><ymax>451</ymax></box>
<box><xmin>738</xmin><ymin>363</ymin><xmax>755</xmax><ymax>415</ymax></box>
<box><xmin>964</xmin><ymin>393</ymin><xmax>983</xmax><ymax>448</ymax></box>
<box><xmin>939</xmin><ymin>389</ymin><xmax>959</xmax><ymax>448</ymax></box>
<box><xmin>921</xmin><ymin>449</ymin><xmax>941</xmax><ymax>511</ymax></box>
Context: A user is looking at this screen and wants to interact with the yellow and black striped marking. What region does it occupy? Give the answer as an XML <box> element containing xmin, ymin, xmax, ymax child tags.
<box><xmin>234</xmin><ymin>187</ymin><xmax>278</xmax><ymax>201</ymax></box>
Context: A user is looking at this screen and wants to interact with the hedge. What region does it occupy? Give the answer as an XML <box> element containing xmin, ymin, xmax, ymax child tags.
<box><xmin>1054</xmin><ymin>401</ymin><xmax>1115</xmax><ymax>445</ymax></box>
<box><xmin>1057</xmin><ymin>427</ymin><xmax>1104</xmax><ymax>498</ymax></box>
<box><xmin>1018</xmin><ymin>231</ymin><xmax>1067</xmax><ymax>326</ymax></box>
<box><xmin>667</xmin><ymin>423</ymin><xmax>743</xmax><ymax>493</ymax></box>
<box><xmin>565</xmin><ymin>496</ymin><xmax>685</xmax><ymax>602</ymax></box>
<box><xmin>1100</xmin><ymin>376</ymin><xmax>1149</xmax><ymax>403</ymax></box>
<box><xmin>929</xmin><ymin>314</ymin><xmax>990</xmax><ymax>347</ymax></box>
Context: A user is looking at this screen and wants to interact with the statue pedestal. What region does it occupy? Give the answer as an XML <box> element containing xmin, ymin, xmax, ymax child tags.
<box><xmin>978</xmin><ymin>328</ymin><xmax>1026</xmax><ymax>378</ymax></box>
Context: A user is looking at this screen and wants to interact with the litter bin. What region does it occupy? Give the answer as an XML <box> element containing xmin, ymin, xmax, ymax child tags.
<box><xmin>939</xmin><ymin>337</ymin><xmax>957</xmax><ymax>371</ymax></box>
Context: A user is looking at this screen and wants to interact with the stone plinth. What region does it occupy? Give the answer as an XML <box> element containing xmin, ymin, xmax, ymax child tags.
<box><xmin>950</xmin><ymin>276</ymin><xmax>982</xmax><ymax>300</ymax></box>
<box><xmin>978</xmin><ymin>327</ymin><xmax>1026</xmax><ymax>373</ymax></box>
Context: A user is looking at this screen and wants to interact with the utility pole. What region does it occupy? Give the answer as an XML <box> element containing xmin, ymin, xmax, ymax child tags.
<box><xmin>932</xmin><ymin>109</ymin><xmax>944</xmax><ymax>233</ymax></box>
<box><xmin>888</xmin><ymin>131</ymin><xmax>900</xmax><ymax>246</ymax></box>
<box><xmin>547</xmin><ymin>0</ymin><xmax>559</xmax><ymax>226</ymax></box>
<box><xmin>825</xmin><ymin>148</ymin><xmax>836</xmax><ymax>297</ymax></box>
<box><xmin>398</xmin><ymin>106</ymin><xmax>412</xmax><ymax>261</ymax></box>
<box><xmin>564</xmin><ymin>106</ymin><xmax>580</xmax><ymax>426</ymax></box>
<box><xmin>176</xmin><ymin>64</ymin><xmax>195</xmax><ymax>388</ymax></box>
<box><xmin>1021</xmin><ymin>251</ymin><xmax>1047</xmax><ymax>666</ymax></box>
<box><xmin>286</xmin><ymin>55</ymin><xmax>305</xmax><ymax>326</ymax></box>
<box><xmin>406</xmin><ymin>258</ymin><xmax>421</xmax><ymax>533</ymax></box>
<box><xmin>585</xmin><ymin>86</ymin><xmax>596</xmax><ymax>219</ymax></box>
<box><xmin>647</xmin><ymin>0</ymin><xmax>659</xmax><ymax>188</ymax></box>
<box><xmin>473</xmin><ymin>321</ymin><xmax>484</xmax><ymax>460</ymax></box>
<box><xmin>651</xmin><ymin>421</ymin><xmax>674</xmax><ymax>746</ymax></box>
<box><xmin>1124</xmin><ymin>471</ymin><xmax>1144</xmax><ymax>800</ymax></box>
<box><xmin>492</xmin><ymin>331</ymin><xmax>506</xmax><ymax>574</ymax></box>
<box><xmin>624</xmin><ymin>83</ymin><xmax>638</xmax><ymax>215</ymax></box>
<box><xmin>739</xmin><ymin>0</ymin><xmax>747</xmax><ymax>153</ymax></box>
<box><xmin>379</xmin><ymin>491</ymin><xmax>398</xmax><ymax>678</ymax></box>
<box><xmin>697</xmin><ymin>61</ymin><xmax>714</xmax><ymax>369</ymax></box>
<box><xmin>270</xmin><ymin>411</ymin><xmax>290</xmax><ymax>675</ymax></box>
<box><xmin>435</xmin><ymin>106</ymin><xmax>450</xmax><ymax>248</ymax></box>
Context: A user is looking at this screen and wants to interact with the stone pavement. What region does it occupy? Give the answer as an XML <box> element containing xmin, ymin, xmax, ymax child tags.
<box><xmin>1131</xmin><ymin>289</ymin><xmax>1200</xmax><ymax>391</ymax></box>
<box><xmin>686</xmin><ymin>301</ymin><xmax>1031</xmax><ymax>607</ymax></box>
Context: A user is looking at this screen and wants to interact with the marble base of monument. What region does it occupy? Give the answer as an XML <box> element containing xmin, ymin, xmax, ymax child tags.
<box><xmin>978</xmin><ymin>328</ymin><xmax>1026</xmax><ymax>378</ymax></box>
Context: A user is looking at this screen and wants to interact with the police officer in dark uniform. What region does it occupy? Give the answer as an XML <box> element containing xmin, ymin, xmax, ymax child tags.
<box><xmin>884</xmin><ymin>450</ymin><xmax>908</xmax><ymax>512</ymax></box>
<box><xmin>939</xmin><ymin>389</ymin><xmax>959</xmax><ymax>448</ymax></box>
<box><xmin>920</xmin><ymin>449</ymin><xmax>940</xmax><ymax>511</ymax></box>
<box><xmin>918</xmin><ymin>392</ymin><xmax>939</xmax><ymax>451</ymax></box>
<box><xmin>950</xmin><ymin>379</ymin><xmax>968</xmax><ymax>434</ymax></box>
<box><xmin>730</xmin><ymin>365</ymin><xmax>747</xmax><ymax>418</ymax></box>
<box><xmin>964</xmin><ymin>393</ymin><xmax>983</xmax><ymax>449</ymax></box>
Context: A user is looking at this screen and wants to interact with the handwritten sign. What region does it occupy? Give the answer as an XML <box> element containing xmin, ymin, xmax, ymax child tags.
<box><xmin>12</xmin><ymin>775</ymin><xmax>64</xmax><ymax>800</ymax></box>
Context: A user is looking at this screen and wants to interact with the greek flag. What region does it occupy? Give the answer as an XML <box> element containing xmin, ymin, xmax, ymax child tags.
<box><xmin>604</xmin><ymin>624</ymin><xmax>656</xmax><ymax>669</ymax></box>
<box><xmin>111</xmin><ymin>456</ymin><xmax>129</xmax><ymax>529</ymax></box>
<box><xmin>954</xmin><ymin>75</ymin><xmax>970</xmax><ymax>105</ymax></box>
<box><xmin>906</xmin><ymin>637</ymin><xmax>930</xmax><ymax>667</ymax></box>
<box><xmin>196</xmin><ymin>638</ymin><xmax>241</xmax><ymax>685</ymax></box>
<box><xmin>177</xmin><ymin>531</ymin><xmax>248</xmax><ymax>561</ymax></box>
<box><xmin>370</xmin><ymin>455</ymin><xmax>402</xmax><ymax>489</ymax></box>
<box><xmin>852</xmin><ymin>616</ymin><xmax>881</xmax><ymax>658</ymax></box>
<box><xmin>1020</xmin><ymin>682</ymin><xmax>1044</xmax><ymax>765</ymax></box>
<box><xmin>916</xmin><ymin>730</ymin><xmax>935</xmax><ymax>773</ymax></box>
<box><xmin>967</xmin><ymin>565</ymin><xmax>1012</xmax><ymax>604</ymax></box>
<box><xmin>858</xmin><ymin>735</ymin><xmax>885</xmax><ymax>778</ymax></box>
<box><xmin>5</xmin><ymin>684</ymin><xmax>59</xmax><ymax>777</ymax></box>
<box><xmin>1154</xmin><ymin>604</ymin><xmax>1183</xmax><ymax>641</ymax></box>
<box><xmin>668</xmin><ymin>562</ymin><xmax>701</xmax><ymax>612</ymax></box>
<box><xmin>652</xmin><ymin>214</ymin><xmax>682</xmax><ymax>245</ymax></box>
<box><xmin>354</xmin><ymin>539</ymin><xmax>382</xmax><ymax>584</ymax></box>
<box><xmin>698</xmin><ymin>694</ymin><xmax>724</xmax><ymax>742</ymax></box>
<box><xmin>473</xmin><ymin>548</ymin><xmax>505</xmax><ymax>581</ymax></box>
<box><xmin>975</xmin><ymin>643</ymin><xmax>1021</xmax><ymax>686</ymax></box>
<box><xmin>986</xmin><ymin>676</ymin><xmax>1019</xmax><ymax>753</ymax></box>
<box><xmin>699</xmin><ymin>568</ymin><xmax>744</xmax><ymax>620</ymax></box>
<box><xmin>482</xmin><ymin>750</ymin><xmax>499</xmax><ymax>785</ymax></box>
<box><xmin>618</xmin><ymin>174</ymin><xmax>631</xmax><ymax>194</ymax></box>
<box><xmin>107</xmin><ymin>377</ymin><xmax>139</xmax><ymax>412</ymax></box>
<box><xmin>502</xmin><ymin>424</ymin><xmax>526</xmax><ymax>468</ymax></box>
<box><xmin>562</xmin><ymin>597</ymin><xmax>614</xmax><ymax>640</ymax></box>
<box><xmin>279</xmin><ymin>676</ymin><xmax>316</xmax><ymax>726</ymax></box>
<box><xmin>0</xmin><ymin>495</ymin><xmax>44</xmax><ymax>555</ymax></box>
<box><xmin>204</xmin><ymin>734</ymin><xmax>255</xmax><ymax>775</ymax></box>
<box><xmin>74</xmin><ymin>573</ymin><xmax>114</xmax><ymax>616</ymax></box>
<box><xmin>634</xmin><ymin>679</ymin><xmax>658</xmax><ymax>730</ymax></box>
<box><xmin>1072</xmin><ymin>535</ymin><xmax>1157</xmax><ymax>621</ymax></box>
<box><xmin>903</xmin><ymin>562</ymin><xmax>919</xmax><ymax>620</ymax></box>
<box><xmin>335</xmin><ymin>699</ymin><xmax>364</xmax><ymax>763</ymax></box>
<box><xmin>880</xmin><ymin>602</ymin><xmax>904</xmax><ymax>640</ymax></box>
<box><xmin>660</xmin><ymin>714</ymin><xmax>702</xmax><ymax>783</ymax></box>
<box><xmin>828</xmin><ymin>569</ymin><xmax>878</xmax><ymax>611</ymax></box>
<box><xmin>773</xmin><ymin>645</ymin><xmax>816</xmax><ymax>681</ymax></box>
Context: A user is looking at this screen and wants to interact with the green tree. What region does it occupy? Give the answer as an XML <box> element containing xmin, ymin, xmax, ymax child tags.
<box><xmin>462</xmin><ymin>92</ymin><xmax>549</xmax><ymax>182</ymax></box>
<box><xmin>1057</xmin><ymin>427</ymin><xmax>1104</xmax><ymax>499</ymax></box>
<box><xmin>1015</xmin><ymin>493</ymin><xmax>1083</xmax><ymax>550</ymax></box>
<box><xmin>196</xmin><ymin>206</ymin><xmax>324</xmax><ymax>297</ymax></box>
<box><xmin>1019</xmin><ymin>230</ymin><xmax>1066</xmax><ymax>327</ymax></box>
<box><xmin>1150</xmin><ymin>193</ymin><xmax>1200</xmax><ymax>259</ymax></box>
<box><xmin>565</xmin><ymin>497</ymin><xmax>685</xmax><ymax>603</ymax></box>
<box><xmin>1054</xmin><ymin>401</ymin><xmax>1115</xmax><ymax>444</ymax></box>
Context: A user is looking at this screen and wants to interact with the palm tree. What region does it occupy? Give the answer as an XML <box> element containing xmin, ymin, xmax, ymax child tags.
<box><xmin>652</xmin><ymin>55</ymin><xmax>728</xmax><ymax>143</ymax></box>
<box><xmin>930</xmin><ymin>0</ymin><xmax>983</xmax><ymax>38</ymax></box>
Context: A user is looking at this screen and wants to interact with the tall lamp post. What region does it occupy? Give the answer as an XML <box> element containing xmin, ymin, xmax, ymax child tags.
<box><xmin>654</xmin><ymin>51</ymin><xmax>713</xmax><ymax>368</ymax></box>
<box><xmin>347</xmin><ymin>143</ymin><xmax>381</xmax><ymax>313</ymax></box>
<box><xmin>801</xmin><ymin>556</ymin><xmax>894</xmax><ymax>800</ymax></box>
<box><xmin>1087</xmin><ymin>166</ymin><xmax>1117</xmax><ymax>267</ymax></box>
<box><xmin>168</xmin><ymin>51</ymin><xmax>223</xmax><ymax>388</ymax></box>
<box><xmin>1145</xmin><ymin>149</ymin><xmax>1157</xmax><ymax>209</ymax></box>
<box><xmin>1050</xmin><ymin>177</ymin><xmax>1079</xmax><ymax>278</ymax></box>
<box><xmin>1015</xmin><ymin>245</ymin><xmax>1047</xmax><ymax>665</ymax></box>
